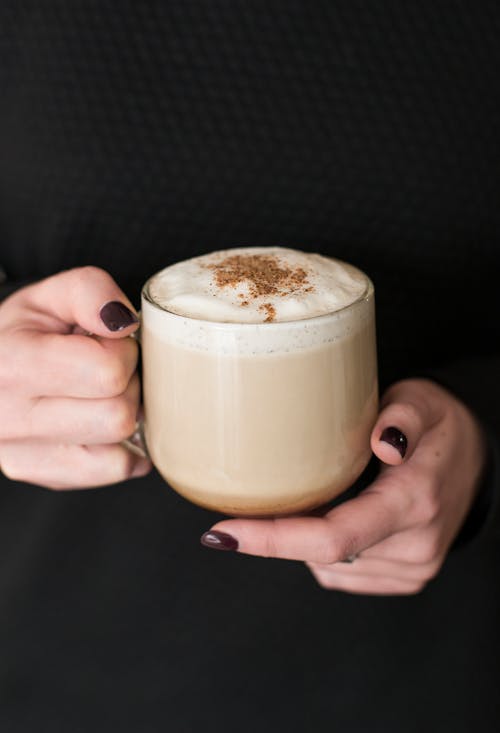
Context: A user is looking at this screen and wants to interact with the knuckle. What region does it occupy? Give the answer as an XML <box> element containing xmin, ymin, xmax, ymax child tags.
<box><xmin>73</xmin><ymin>265</ymin><xmax>111</xmax><ymax>286</ymax></box>
<box><xmin>317</xmin><ymin>534</ymin><xmax>347</xmax><ymax>565</ymax></box>
<box><xmin>394</xmin><ymin>401</ymin><xmax>423</xmax><ymax>429</ymax></box>
<box><xmin>383</xmin><ymin>380</ymin><xmax>436</xmax><ymax>413</ymax></box>
<box><xmin>420</xmin><ymin>561</ymin><xmax>442</xmax><ymax>583</ymax></box>
<box><xmin>424</xmin><ymin>536</ymin><xmax>442</xmax><ymax>564</ymax></box>
<box><xmin>97</xmin><ymin>357</ymin><xmax>130</xmax><ymax>398</ymax></box>
<box><xmin>105</xmin><ymin>397</ymin><xmax>137</xmax><ymax>442</ymax></box>
<box><xmin>112</xmin><ymin>449</ymin><xmax>136</xmax><ymax>482</ymax></box>
<box><xmin>0</xmin><ymin>456</ymin><xmax>24</xmax><ymax>482</ymax></box>
<box><xmin>84</xmin><ymin>446</ymin><xmax>134</xmax><ymax>486</ymax></box>
<box><xmin>416</xmin><ymin>480</ymin><xmax>441</xmax><ymax>524</ymax></box>
<box><xmin>1</xmin><ymin>448</ymin><xmax>63</xmax><ymax>489</ymax></box>
<box><xmin>315</xmin><ymin>539</ymin><xmax>336</xmax><ymax>565</ymax></box>
<box><xmin>411</xmin><ymin>535</ymin><xmax>442</xmax><ymax>565</ymax></box>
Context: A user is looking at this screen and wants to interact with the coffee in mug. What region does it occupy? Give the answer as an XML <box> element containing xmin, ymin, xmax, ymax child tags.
<box><xmin>140</xmin><ymin>247</ymin><xmax>377</xmax><ymax>515</ymax></box>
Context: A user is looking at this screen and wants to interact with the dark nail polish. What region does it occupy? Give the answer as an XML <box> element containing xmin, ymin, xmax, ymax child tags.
<box><xmin>99</xmin><ymin>301</ymin><xmax>138</xmax><ymax>331</ymax></box>
<box><xmin>200</xmin><ymin>531</ymin><xmax>239</xmax><ymax>552</ymax></box>
<box><xmin>380</xmin><ymin>426</ymin><xmax>407</xmax><ymax>458</ymax></box>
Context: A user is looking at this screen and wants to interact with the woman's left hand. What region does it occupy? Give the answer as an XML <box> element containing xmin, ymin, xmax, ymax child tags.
<box><xmin>202</xmin><ymin>379</ymin><xmax>487</xmax><ymax>595</ymax></box>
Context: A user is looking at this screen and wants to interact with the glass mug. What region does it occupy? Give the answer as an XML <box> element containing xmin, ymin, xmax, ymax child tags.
<box><xmin>128</xmin><ymin>264</ymin><xmax>378</xmax><ymax>516</ymax></box>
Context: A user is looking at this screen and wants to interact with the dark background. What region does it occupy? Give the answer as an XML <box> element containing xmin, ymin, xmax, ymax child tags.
<box><xmin>0</xmin><ymin>2</ymin><xmax>499</xmax><ymax>731</ymax></box>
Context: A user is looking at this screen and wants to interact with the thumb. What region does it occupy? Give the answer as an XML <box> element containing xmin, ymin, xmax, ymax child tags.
<box><xmin>370</xmin><ymin>379</ymin><xmax>441</xmax><ymax>465</ymax></box>
<box><xmin>19</xmin><ymin>266</ymin><xmax>139</xmax><ymax>338</ymax></box>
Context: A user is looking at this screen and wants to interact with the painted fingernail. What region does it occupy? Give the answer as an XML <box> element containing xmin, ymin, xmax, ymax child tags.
<box><xmin>380</xmin><ymin>426</ymin><xmax>408</xmax><ymax>458</ymax></box>
<box><xmin>99</xmin><ymin>301</ymin><xmax>139</xmax><ymax>331</ymax></box>
<box><xmin>200</xmin><ymin>531</ymin><xmax>239</xmax><ymax>552</ymax></box>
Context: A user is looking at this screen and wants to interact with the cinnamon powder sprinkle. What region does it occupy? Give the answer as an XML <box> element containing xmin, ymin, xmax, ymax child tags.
<box><xmin>260</xmin><ymin>303</ymin><xmax>276</xmax><ymax>323</ymax></box>
<box><xmin>206</xmin><ymin>253</ymin><xmax>313</xmax><ymax>322</ymax></box>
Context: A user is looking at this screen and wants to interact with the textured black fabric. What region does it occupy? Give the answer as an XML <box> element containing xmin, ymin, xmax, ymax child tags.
<box><xmin>1</xmin><ymin>2</ymin><xmax>500</xmax><ymax>731</ymax></box>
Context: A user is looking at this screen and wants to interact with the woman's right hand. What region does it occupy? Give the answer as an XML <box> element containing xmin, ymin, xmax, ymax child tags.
<box><xmin>0</xmin><ymin>266</ymin><xmax>152</xmax><ymax>489</ymax></box>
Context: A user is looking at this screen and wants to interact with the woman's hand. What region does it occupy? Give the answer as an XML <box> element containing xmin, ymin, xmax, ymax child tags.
<box><xmin>0</xmin><ymin>267</ymin><xmax>152</xmax><ymax>489</ymax></box>
<box><xmin>202</xmin><ymin>379</ymin><xmax>487</xmax><ymax>595</ymax></box>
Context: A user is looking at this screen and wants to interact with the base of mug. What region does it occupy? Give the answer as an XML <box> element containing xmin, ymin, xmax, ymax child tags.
<box><xmin>164</xmin><ymin>453</ymin><xmax>372</xmax><ymax>517</ymax></box>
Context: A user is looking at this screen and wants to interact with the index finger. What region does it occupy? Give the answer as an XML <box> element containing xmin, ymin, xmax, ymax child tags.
<box><xmin>202</xmin><ymin>482</ymin><xmax>410</xmax><ymax>563</ymax></box>
<box><xmin>12</xmin><ymin>266</ymin><xmax>139</xmax><ymax>339</ymax></box>
<box><xmin>2</xmin><ymin>330</ymin><xmax>138</xmax><ymax>398</ymax></box>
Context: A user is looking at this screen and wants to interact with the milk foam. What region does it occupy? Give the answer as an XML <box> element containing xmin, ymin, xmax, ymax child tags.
<box><xmin>143</xmin><ymin>248</ymin><xmax>374</xmax><ymax>355</ymax></box>
<box><xmin>147</xmin><ymin>247</ymin><xmax>368</xmax><ymax>324</ymax></box>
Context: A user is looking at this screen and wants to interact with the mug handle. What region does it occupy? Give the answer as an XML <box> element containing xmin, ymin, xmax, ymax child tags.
<box><xmin>120</xmin><ymin>314</ymin><xmax>149</xmax><ymax>459</ymax></box>
<box><xmin>121</xmin><ymin>419</ymin><xmax>148</xmax><ymax>458</ymax></box>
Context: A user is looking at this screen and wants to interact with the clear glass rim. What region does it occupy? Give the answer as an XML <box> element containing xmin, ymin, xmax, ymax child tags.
<box><xmin>141</xmin><ymin>266</ymin><xmax>374</xmax><ymax>330</ymax></box>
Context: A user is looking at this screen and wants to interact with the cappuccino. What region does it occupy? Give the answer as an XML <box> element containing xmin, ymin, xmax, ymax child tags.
<box><xmin>142</xmin><ymin>248</ymin><xmax>377</xmax><ymax>515</ymax></box>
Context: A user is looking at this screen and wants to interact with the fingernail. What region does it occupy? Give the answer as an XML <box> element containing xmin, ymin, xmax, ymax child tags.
<box><xmin>380</xmin><ymin>426</ymin><xmax>408</xmax><ymax>458</ymax></box>
<box><xmin>100</xmin><ymin>301</ymin><xmax>139</xmax><ymax>331</ymax></box>
<box><xmin>200</xmin><ymin>531</ymin><xmax>239</xmax><ymax>552</ymax></box>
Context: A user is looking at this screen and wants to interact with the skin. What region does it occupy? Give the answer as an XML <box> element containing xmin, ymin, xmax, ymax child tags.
<box><xmin>208</xmin><ymin>379</ymin><xmax>487</xmax><ymax>595</ymax></box>
<box><xmin>0</xmin><ymin>267</ymin><xmax>152</xmax><ymax>489</ymax></box>
<box><xmin>0</xmin><ymin>268</ymin><xmax>487</xmax><ymax>594</ymax></box>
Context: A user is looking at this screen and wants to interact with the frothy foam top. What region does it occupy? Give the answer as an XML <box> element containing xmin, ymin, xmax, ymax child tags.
<box><xmin>147</xmin><ymin>247</ymin><xmax>368</xmax><ymax>324</ymax></box>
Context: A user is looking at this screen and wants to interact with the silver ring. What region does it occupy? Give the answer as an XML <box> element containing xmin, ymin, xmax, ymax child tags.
<box><xmin>341</xmin><ymin>554</ymin><xmax>358</xmax><ymax>564</ymax></box>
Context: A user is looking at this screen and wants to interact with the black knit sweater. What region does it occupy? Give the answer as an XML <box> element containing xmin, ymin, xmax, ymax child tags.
<box><xmin>1</xmin><ymin>2</ymin><xmax>499</xmax><ymax>731</ymax></box>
